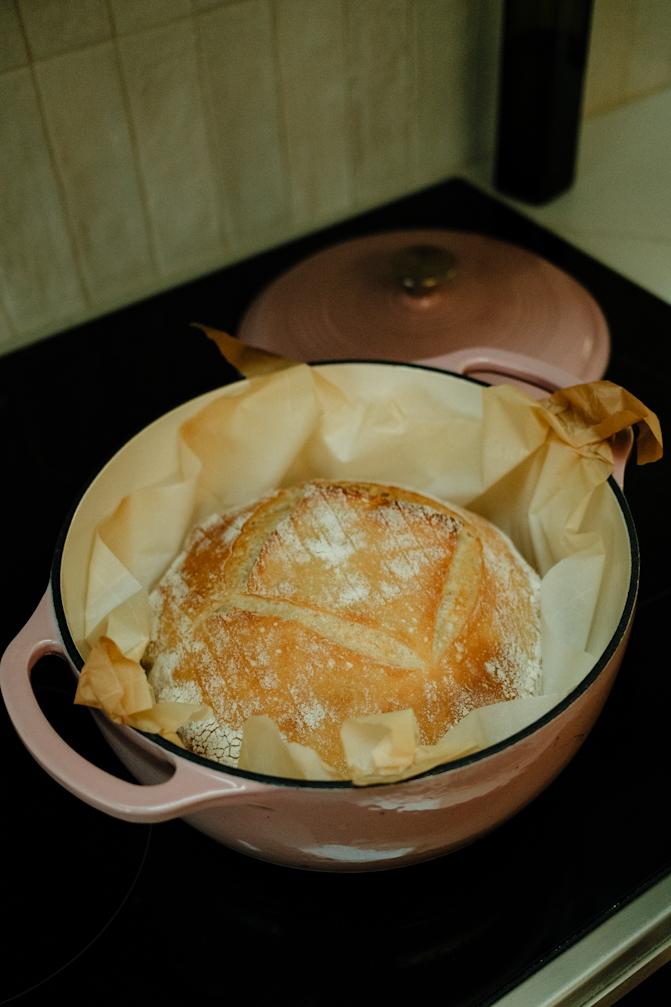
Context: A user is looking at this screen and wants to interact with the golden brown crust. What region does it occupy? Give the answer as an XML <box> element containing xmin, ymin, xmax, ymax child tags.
<box><xmin>146</xmin><ymin>480</ymin><xmax>541</xmax><ymax>773</ymax></box>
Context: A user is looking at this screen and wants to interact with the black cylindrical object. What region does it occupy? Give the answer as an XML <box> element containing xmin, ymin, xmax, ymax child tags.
<box><xmin>494</xmin><ymin>0</ymin><xmax>595</xmax><ymax>205</ymax></box>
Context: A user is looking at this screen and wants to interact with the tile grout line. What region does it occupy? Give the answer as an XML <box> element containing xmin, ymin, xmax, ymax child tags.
<box><xmin>105</xmin><ymin>0</ymin><xmax>161</xmax><ymax>282</ymax></box>
<box><xmin>407</xmin><ymin>0</ymin><xmax>420</xmax><ymax>188</ymax></box>
<box><xmin>342</xmin><ymin>0</ymin><xmax>420</xmax><ymax>215</ymax></box>
<box><xmin>191</xmin><ymin>3</ymin><xmax>236</xmax><ymax>252</ymax></box>
<box><xmin>2</xmin><ymin>0</ymin><xmax>29</xmax><ymax>73</ymax></box>
<box><xmin>183</xmin><ymin>4</ymin><xmax>230</xmax><ymax>263</ymax></box>
<box><xmin>342</xmin><ymin>0</ymin><xmax>361</xmax><ymax>211</ymax></box>
<box><xmin>14</xmin><ymin>4</ymin><xmax>92</xmax><ymax>313</ymax></box>
<box><xmin>268</xmin><ymin>0</ymin><xmax>296</xmax><ymax>233</ymax></box>
<box><xmin>0</xmin><ymin>298</ymin><xmax>17</xmax><ymax>347</ymax></box>
<box><xmin>109</xmin><ymin>3</ymin><xmax>194</xmax><ymax>39</ymax></box>
<box><xmin>0</xmin><ymin>23</ymin><xmax>20</xmax><ymax>344</ymax></box>
<box><xmin>337</xmin><ymin>0</ymin><xmax>355</xmax><ymax>213</ymax></box>
<box><xmin>14</xmin><ymin>0</ymin><xmax>36</xmax><ymax>63</ymax></box>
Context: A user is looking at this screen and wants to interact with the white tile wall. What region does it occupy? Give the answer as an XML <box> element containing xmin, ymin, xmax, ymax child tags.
<box><xmin>275</xmin><ymin>0</ymin><xmax>350</xmax><ymax>227</ymax></box>
<box><xmin>626</xmin><ymin>0</ymin><xmax>671</xmax><ymax>98</ymax></box>
<box><xmin>345</xmin><ymin>0</ymin><xmax>414</xmax><ymax>207</ymax></box>
<box><xmin>583</xmin><ymin>0</ymin><xmax>671</xmax><ymax>116</ymax></box>
<box><xmin>196</xmin><ymin>1</ymin><xmax>290</xmax><ymax>246</ymax></box>
<box><xmin>0</xmin><ymin>68</ymin><xmax>86</xmax><ymax>335</ymax></box>
<box><xmin>415</xmin><ymin>0</ymin><xmax>490</xmax><ymax>184</ymax></box>
<box><xmin>0</xmin><ymin>301</ymin><xmax>16</xmax><ymax>348</ymax></box>
<box><xmin>109</xmin><ymin>0</ymin><xmax>192</xmax><ymax>35</ymax></box>
<box><xmin>1</xmin><ymin>0</ymin><xmax>668</xmax><ymax>356</ymax></box>
<box><xmin>191</xmin><ymin>0</ymin><xmax>239</xmax><ymax>10</ymax></box>
<box><xmin>35</xmin><ymin>44</ymin><xmax>154</xmax><ymax>303</ymax></box>
<box><xmin>583</xmin><ymin>0</ymin><xmax>636</xmax><ymax>116</ymax></box>
<box><xmin>118</xmin><ymin>20</ymin><xmax>222</xmax><ymax>276</ymax></box>
<box><xmin>18</xmin><ymin>0</ymin><xmax>112</xmax><ymax>60</ymax></box>
<box><xmin>0</xmin><ymin>2</ymin><xmax>28</xmax><ymax>71</ymax></box>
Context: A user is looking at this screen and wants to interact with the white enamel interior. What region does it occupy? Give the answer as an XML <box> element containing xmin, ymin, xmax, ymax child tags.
<box><xmin>59</xmin><ymin>363</ymin><xmax>633</xmax><ymax>688</ymax></box>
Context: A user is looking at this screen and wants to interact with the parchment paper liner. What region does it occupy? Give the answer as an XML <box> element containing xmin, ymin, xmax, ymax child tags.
<box><xmin>72</xmin><ymin>330</ymin><xmax>662</xmax><ymax>785</ymax></box>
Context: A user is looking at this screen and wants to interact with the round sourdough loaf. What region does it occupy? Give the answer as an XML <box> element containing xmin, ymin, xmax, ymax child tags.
<box><xmin>145</xmin><ymin>480</ymin><xmax>542</xmax><ymax>775</ymax></box>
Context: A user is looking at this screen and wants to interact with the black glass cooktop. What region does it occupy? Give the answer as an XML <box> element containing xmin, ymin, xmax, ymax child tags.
<box><xmin>1</xmin><ymin>179</ymin><xmax>669</xmax><ymax>1006</ymax></box>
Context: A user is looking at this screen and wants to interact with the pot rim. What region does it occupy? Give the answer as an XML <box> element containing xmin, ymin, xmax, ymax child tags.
<box><xmin>50</xmin><ymin>359</ymin><xmax>640</xmax><ymax>790</ymax></box>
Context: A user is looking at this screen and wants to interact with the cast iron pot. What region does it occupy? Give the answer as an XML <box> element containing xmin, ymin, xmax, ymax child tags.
<box><xmin>0</xmin><ymin>356</ymin><xmax>638</xmax><ymax>872</ymax></box>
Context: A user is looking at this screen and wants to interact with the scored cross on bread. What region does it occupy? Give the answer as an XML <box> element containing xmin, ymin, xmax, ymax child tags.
<box><xmin>145</xmin><ymin>481</ymin><xmax>541</xmax><ymax>774</ymax></box>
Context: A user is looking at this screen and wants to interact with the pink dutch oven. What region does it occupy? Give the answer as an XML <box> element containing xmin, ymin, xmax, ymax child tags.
<box><xmin>0</xmin><ymin>352</ymin><xmax>637</xmax><ymax>872</ymax></box>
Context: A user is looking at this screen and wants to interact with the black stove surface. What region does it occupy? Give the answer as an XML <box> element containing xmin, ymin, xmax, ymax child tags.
<box><xmin>1</xmin><ymin>179</ymin><xmax>669</xmax><ymax>1006</ymax></box>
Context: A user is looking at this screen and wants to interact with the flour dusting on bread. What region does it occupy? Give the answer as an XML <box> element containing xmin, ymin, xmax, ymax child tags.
<box><xmin>144</xmin><ymin>480</ymin><xmax>541</xmax><ymax>774</ymax></box>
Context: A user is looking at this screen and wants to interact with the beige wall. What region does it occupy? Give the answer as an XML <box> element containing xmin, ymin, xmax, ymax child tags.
<box><xmin>584</xmin><ymin>0</ymin><xmax>671</xmax><ymax>117</ymax></box>
<box><xmin>1</xmin><ymin>0</ymin><xmax>669</xmax><ymax>356</ymax></box>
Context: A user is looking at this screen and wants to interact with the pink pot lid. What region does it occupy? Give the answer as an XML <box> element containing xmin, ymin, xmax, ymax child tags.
<box><xmin>237</xmin><ymin>230</ymin><xmax>610</xmax><ymax>380</ymax></box>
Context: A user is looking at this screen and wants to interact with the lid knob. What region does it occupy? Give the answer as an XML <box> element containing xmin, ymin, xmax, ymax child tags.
<box><xmin>390</xmin><ymin>245</ymin><xmax>457</xmax><ymax>297</ymax></box>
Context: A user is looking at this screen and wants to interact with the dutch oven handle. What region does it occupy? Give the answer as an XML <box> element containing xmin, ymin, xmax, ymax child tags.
<box><xmin>0</xmin><ymin>589</ymin><xmax>268</xmax><ymax>823</ymax></box>
<box><xmin>425</xmin><ymin>345</ymin><xmax>632</xmax><ymax>489</ymax></box>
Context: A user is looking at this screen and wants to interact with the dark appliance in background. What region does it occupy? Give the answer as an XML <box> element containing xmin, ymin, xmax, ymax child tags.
<box><xmin>495</xmin><ymin>0</ymin><xmax>595</xmax><ymax>203</ymax></box>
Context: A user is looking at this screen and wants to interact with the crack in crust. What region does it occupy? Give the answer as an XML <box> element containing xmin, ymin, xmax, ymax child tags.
<box><xmin>146</xmin><ymin>480</ymin><xmax>541</xmax><ymax>773</ymax></box>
